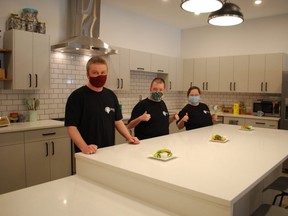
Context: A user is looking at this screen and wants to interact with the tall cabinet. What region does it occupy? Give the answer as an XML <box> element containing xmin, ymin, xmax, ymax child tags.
<box><xmin>3</xmin><ymin>29</ymin><xmax>50</xmax><ymax>90</ymax></box>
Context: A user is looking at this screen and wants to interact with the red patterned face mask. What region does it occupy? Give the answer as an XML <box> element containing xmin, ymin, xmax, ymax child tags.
<box><xmin>89</xmin><ymin>75</ymin><xmax>107</xmax><ymax>88</ymax></box>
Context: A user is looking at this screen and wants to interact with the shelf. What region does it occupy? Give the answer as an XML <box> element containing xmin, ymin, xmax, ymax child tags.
<box><xmin>0</xmin><ymin>78</ymin><xmax>12</xmax><ymax>81</ymax></box>
<box><xmin>0</xmin><ymin>49</ymin><xmax>12</xmax><ymax>53</ymax></box>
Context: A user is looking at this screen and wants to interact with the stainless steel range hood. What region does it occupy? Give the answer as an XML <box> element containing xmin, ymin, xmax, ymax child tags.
<box><xmin>51</xmin><ymin>0</ymin><xmax>117</xmax><ymax>56</ymax></box>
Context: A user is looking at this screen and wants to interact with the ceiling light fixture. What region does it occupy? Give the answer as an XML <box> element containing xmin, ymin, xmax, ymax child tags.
<box><xmin>180</xmin><ymin>0</ymin><xmax>223</xmax><ymax>14</ymax></box>
<box><xmin>254</xmin><ymin>0</ymin><xmax>262</xmax><ymax>5</ymax></box>
<box><xmin>208</xmin><ymin>1</ymin><xmax>244</xmax><ymax>26</ymax></box>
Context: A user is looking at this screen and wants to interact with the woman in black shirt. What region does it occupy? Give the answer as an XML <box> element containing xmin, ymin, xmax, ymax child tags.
<box><xmin>177</xmin><ymin>86</ymin><xmax>217</xmax><ymax>130</ymax></box>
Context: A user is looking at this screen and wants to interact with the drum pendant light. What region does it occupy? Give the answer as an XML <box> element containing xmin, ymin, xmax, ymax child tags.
<box><xmin>180</xmin><ymin>0</ymin><xmax>223</xmax><ymax>14</ymax></box>
<box><xmin>208</xmin><ymin>1</ymin><xmax>244</xmax><ymax>26</ymax></box>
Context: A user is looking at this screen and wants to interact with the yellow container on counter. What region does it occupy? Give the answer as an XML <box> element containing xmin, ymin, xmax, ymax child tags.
<box><xmin>233</xmin><ymin>103</ymin><xmax>239</xmax><ymax>115</ymax></box>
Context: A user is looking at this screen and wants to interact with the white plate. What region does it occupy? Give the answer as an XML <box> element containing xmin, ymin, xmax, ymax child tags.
<box><xmin>149</xmin><ymin>155</ymin><xmax>177</xmax><ymax>161</ymax></box>
<box><xmin>239</xmin><ymin>126</ymin><xmax>254</xmax><ymax>131</ymax></box>
<box><xmin>210</xmin><ymin>138</ymin><xmax>229</xmax><ymax>143</ymax></box>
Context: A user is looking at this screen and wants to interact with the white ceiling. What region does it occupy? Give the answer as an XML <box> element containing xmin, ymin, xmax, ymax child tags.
<box><xmin>102</xmin><ymin>0</ymin><xmax>288</xmax><ymax>29</ymax></box>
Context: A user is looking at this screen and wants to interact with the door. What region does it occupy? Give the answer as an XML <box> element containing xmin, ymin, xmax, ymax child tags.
<box><xmin>249</xmin><ymin>54</ymin><xmax>265</xmax><ymax>93</ymax></box>
<box><xmin>234</xmin><ymin>55</ymin><xmax>249</xmax><ymax>92</ymax></box>
<box><xmin>219</xmin><ymin>56</ymin><xmax>233</xmax><ymax>92</ymax></box>
<box><xmin>193</xmin><ymin>58</ymin><xmax>206</xmax><ymax>91</ymax></box>
<box><xmin>206</xmin><ymin>57</ymin><xmax>219</xmax><ymax>92</ymax></box>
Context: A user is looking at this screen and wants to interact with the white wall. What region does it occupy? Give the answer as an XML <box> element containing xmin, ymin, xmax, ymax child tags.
<box><xmin>0</xmin><ymin>0</ymin><xmax>69</xmax><ymax>47</ymax></box>
<box><xmin>181</xmin><ymin>14</ymin><xmax>288</xmax><ymax>58</ymax></box>
<box><xmin>100</xmin><ymin>3</ymin><xmax>181</xmax><ymax>57</ymax></box>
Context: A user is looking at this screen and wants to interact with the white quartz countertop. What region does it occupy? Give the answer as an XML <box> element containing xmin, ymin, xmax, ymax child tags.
<box><xmin>76</xmin><ymin>124</ymin><xmax>288</xmax><ymax>205</ymax></box>
<box><xmin>217</xmin><ymin>113</ymin><xmax>280</xmax><ymax>121</ymax></box>
<box><xmin>0</xmin><ymin>175</ymin><xmax>176</xmax><ymax>216</ymax></box>
<box><xmin>0</xmin><ymin>120</ymin><xmax>64</xmax><ymax>133</ymax></box>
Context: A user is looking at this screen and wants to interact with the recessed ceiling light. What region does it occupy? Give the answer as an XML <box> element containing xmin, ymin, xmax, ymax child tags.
<box><xmin>255</xmin><ymin>0</ymin><xmax>262</xmax><ymax>5</ymax></box>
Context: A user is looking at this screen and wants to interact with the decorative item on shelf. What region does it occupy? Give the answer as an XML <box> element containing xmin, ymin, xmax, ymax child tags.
<box><xmin>7</xmin><ymin>13</ymin><xmax>22</xmax><ymax>30</ymax></box>
<box><xmin>37</xmin><ymin>21</ymin><xmax>46</xmax><ymax>34</ymax></box>
<box><xmin>208</xmin><ymin>0</ymin><xmax>244</xmax><ymax>26</ymax></box>
<box><xmin>23</xmin><ymin>98</ymin><xmax>40</xmax><ymax>122</ymax></box>
<box><xmin>0</xmin><ymin>60</ymin><xmax>5</xmax><ymax>79</ymax></box>
<box><xmin>9</xmin><ymin>112</ymin><xmax>19</xmax><ymax>123</ymax></box>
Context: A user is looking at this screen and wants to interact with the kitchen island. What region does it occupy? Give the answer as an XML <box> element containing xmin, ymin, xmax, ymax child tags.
<box><xmin>76</xmin><ymin>124</ymin><xmax>288</xmax><ymax>216</ymax></box>
<box><xmin>1</xmin><ymin>124</ymin><xmax>288</xmax><ymax>216</ymax></box>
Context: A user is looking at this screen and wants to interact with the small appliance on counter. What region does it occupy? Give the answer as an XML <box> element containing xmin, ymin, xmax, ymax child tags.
<box><xmin>253</xmin><ymin>99</ymin><xmax>280</xmax><ymax>117</ymax></box>
<box><xmin>280</xmin><ymin>71</ymin><xmax>288</xmax><ymax>130</ymax></box>
<box><xmin>0</xmin><ymin>116</ymin><xmax>10</xmax><ymax>127</ymax></box>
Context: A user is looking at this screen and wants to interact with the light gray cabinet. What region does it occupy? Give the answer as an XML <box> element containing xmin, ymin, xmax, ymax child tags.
<box><xmin>3</xmin><ymin>29</ymin><xmax>50</xmax><ymax>90</ymax></box>
<box><xmin>130</xmin><ymin>50</ymin><xmax>151</xmax><ymax>72</ymax></box>
<box><xmin>248</xmin><ymin>53</ymin><xmax>284</xmax><ymax>93</ymax></box>
<box><xmin>0</xmin><ymin>132</ymin><xmax>26</xmax><ymax>194</ymax></box>
<box><xmin>151</xmin><ymin>54</ymin><xmax>168</xmax><ymax>73</ymax></box>
<box><xmin>183</xmin><ymin>58</ymin><xmax>194</xmax><ymax>90</ymax></box>
<box><xmin>108</xmin><ymin>47</ymin><xmax>130</xmax><ymax>90</ymax></box>
<box><xmin>167</xmin><ymin>57</ymin><xmax>183</xmax><ymax>91</ymax></box>
<box><xmin>25</xmin><ymin>127</ymin><xmax>71</xmax><ymax>187</ymax></box>
<box><xmin>223</xmin><ymin>116</ymin><xmax>279</xmax><ymax>129</ymax></box>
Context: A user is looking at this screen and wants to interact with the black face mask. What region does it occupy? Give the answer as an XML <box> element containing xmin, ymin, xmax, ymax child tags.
<box><xmin>89</xmin><ymin>75</ymin><xmax>107</xmax><ymax>88</ymax></box>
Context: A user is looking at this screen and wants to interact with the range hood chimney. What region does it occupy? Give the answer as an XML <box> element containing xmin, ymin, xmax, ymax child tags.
<box><xmin>51</xmin><ymin>0</ymin><xmax>117</xmax><ymax>56</ymax></box>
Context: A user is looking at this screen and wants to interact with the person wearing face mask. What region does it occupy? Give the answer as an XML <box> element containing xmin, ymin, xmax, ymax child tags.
<box><xmin>65</xmin><ymin>56</ymin><xmax>139</xmax><ymax>154</ymax></box>
<box><xmin>177</xmin><ymin>86</ymin><xmax>217</xmax><ymax>131</ymax></box>
<box><xmin>127</xmin><ymin>77</ymin><xmax>179</xmax><ymax>140</ymax></box>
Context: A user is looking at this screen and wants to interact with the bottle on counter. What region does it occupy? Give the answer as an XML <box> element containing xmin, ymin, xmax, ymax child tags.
<box><xmin>233</xmin><ymin>103</ymin><xmax>239</xmax><ymax>115</ymax></box>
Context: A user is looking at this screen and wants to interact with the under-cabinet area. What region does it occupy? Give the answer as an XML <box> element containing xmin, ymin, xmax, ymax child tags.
<box><xmin>0</xmin><ymin>120</ymin><xmax>72</xmax><ymax>194</ymax></box>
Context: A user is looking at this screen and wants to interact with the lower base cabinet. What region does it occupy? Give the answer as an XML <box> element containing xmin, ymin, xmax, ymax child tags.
<box><xmin>223</xmin><ymin>116</ymin><xmax>279</xmax><ymax>129</ymax></box>
<box><xmin>25</xmin><ymin>127</ymin><xmax>72</xmax><ymax>187</ymax></box>
<box><xmin>0</xmin><ymin>132</ymin><xmax>26</xmax><ymax>194</ymax></box>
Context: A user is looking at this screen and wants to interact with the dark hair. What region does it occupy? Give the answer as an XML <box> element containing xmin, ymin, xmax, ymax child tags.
<box><xmin>86</xmin><ymin>56</ymin><xmax>108</xmax><ymax>74</ymax></box>
<box><xmin>150</xmin><ymin>77</ymin><xmax>165</xmax><ymax>88</ymax></box>
<box><xmin>187</xmin><ymin>86</ymin><xmax>201</xmax><ymax>97</ymax></box>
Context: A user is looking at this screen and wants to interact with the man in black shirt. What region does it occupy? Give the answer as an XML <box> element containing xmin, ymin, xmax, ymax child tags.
<box><xmin>65</xmin><ymin>56</ymin><xmax>139</xmax><ymax>154</ymax></box>
<box><xmin>127</xmin><ymin>78</ymin><xmax>178</xmax><ymax>140</ymax></box>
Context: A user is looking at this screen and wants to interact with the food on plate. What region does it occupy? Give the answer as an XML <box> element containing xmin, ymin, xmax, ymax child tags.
<box><xmin>241</xmin><ymin>125</ymin><xmax>253</xmax><ymax>130</ymax></box>
<box><xmin>211</xmin><ymin>134</ymin><xmax>226</xmax><ymax>141</ymax></box>
<box><xmin>153</xmin><ymin>148</ymin><xmax>173</xmax><ymax>158</ymax></box>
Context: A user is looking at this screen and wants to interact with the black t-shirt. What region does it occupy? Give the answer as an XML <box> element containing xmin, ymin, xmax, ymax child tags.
<box><xmin>128</xmin><ymin>98</ymin><xmax>169</xmax><ymax>140</ymax></box>
<box><xmin>65</xmin><ymin>86</ymin><xmax>122</xmax><ymax>152</ymax></box>
<box><xmin>177</xmin><ymin>103</ymin><xmax>213</xmax><ymax>130</ymax></box>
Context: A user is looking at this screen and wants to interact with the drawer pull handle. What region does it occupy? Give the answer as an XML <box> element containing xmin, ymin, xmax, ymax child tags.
<box><xmin>255</xmin><ymin>122</ymin><xmax>265</xmax><ymax>125</ymax></box>
<box><xmin>42</xmin><ymin>132</ymin><xmax>56</xmax><ymax>136</ymax></box>
<box><xmin>137</xmin><ymin>67</ymin><xmax>144</xmax><ymax>70</ymax></box>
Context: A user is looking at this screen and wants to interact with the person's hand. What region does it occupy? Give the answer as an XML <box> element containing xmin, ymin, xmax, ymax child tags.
<box><xmin>181</xmin><ymin>112</ymin><xmax>189</xmax><ymax>122</ymax></box>
<box><xmin>81</xmin><ymin>144</ymin><xmax>98</xmax><ymax>154</ymax></box>
<box><xmin>141</xmin><ymin>111</ymin><xmax>151</xmax><ymax>121</ymax></box>
<box><xmin>212</xmin><ymin>113</ymin><xmax>218</xmax><ymax>120</ymax></box>
<box><xmin>127</xmin><ymin>136</ymin><xmax>140</xmax><ymax>145</ymax></box>
<box><xmin>174</xmin><ymin>113</ymin><xmax>179</xmax><ymax>121</ymax></box>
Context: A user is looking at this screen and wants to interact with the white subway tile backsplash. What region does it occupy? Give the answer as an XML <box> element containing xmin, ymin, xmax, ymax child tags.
<box><xmin>0</xmin><ymin>52</ymin><xmax>281</xmax><ymax>121</ymax></box>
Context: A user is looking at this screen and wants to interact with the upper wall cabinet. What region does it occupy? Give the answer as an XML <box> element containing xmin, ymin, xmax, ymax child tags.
<box><xmin>248</xmin><ymin>53</ymin><xmax>285</xmax><ymax>93</ymax></box>
<box><xmin>129</xmin><ymin>50</ymin><xmax>151</xmax><ymax>72</ymax></box>
<box><xmin>219</xmin><ymin>55</ymin><xmax>249</xmax><ymax>92</ymax></box>
<box><xmin>167</xmin><ymin>57</ymin><xmax>183</xmax><ymax>91</ymax></box>
<box><xmin>4</xmin><ymin>30</ymin><xmax>50</xmax><ymax>90</ymax></box>
<box><xmin>151</xmin><ymin>54</ymin><xmax>168</xmax><ymax>73</ymax></box>
<box><xmin>107</xmin><ymin>47</ymin><xmax>130</xmax><ymax>91</ymax></box>
<box><xmin>193</xmin><ymin>57</ymin><xmax>219</xmax><ymax>92</ymax></box>
<box><xmin>183</xmin><ymin>58</ymin><xmax>194</xmax><ymax>90</ymax></box>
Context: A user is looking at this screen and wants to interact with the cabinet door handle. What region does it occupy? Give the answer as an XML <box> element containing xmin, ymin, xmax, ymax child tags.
<box><xmin>206</xmin><ymin>82</ymin><xmax>208</xmax><ymax>90</ymax></box>
<box><xmin>121</xmin><ymin>78</ymin><xmax>123</xmax><ymax>89</ymax></box>
<box><xmin>261</xmin><ymin>82</ymin><xmax>263</xmax><ymax>92</ymax></box>
<box><xmin>137</xmin><ymin>67</ymin><xmax>144</xmax><ymax>70</ymax></box>
<box><xmin>35</xmin><ymin>74</ymin><xmax>38</xmax><ymax>88</ymax></box>
<box><xmin>117</xmin><ymin>78</ymin><xmax>120</xmax><ymax>89</ymax></box>
<box><xmin>190</xmin><ymin>82</ymin><xmax>193</xmax><ymax>87</ymax></box>
<box><xmin>51</xmin><ymin>141</ymin><xmax>55</xmax><ymax>155</ymax></box>
<box><xmin>45</xmin><ymin>142</ymin><xmax>49</xmax><ymax>157</ymax></box>
<box><xmin>157</xmin><ymin>69</ymin><xmax>164</xmax><ymax>73</ymax></box>
<box><xmin>230</xmin><ymin>82</ymin><xmax>232</xmax><ymax>91</ymax></box>
<box><xmin>234</xmin><ymin>82</ymin><xmax>236</xmax><ymax>91</ymax></box>
<box><xmin>170</xmin><ymin>81</ymin><xmax>172</xmax><ymax>90</ymax></box>
<box><xmin>265</xmin><ymin>82</ymin><xmax>268</xmax><ymax>91</ymax></box>
<box><xmin>202</xmin><ymin>82</ymin><xmax>205</xmax><ymax>90</ymax></box>
<box><xmin>29</xmin><ymin>74</ymin><xmax>32</xmax><ymax>88</ymax></box>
